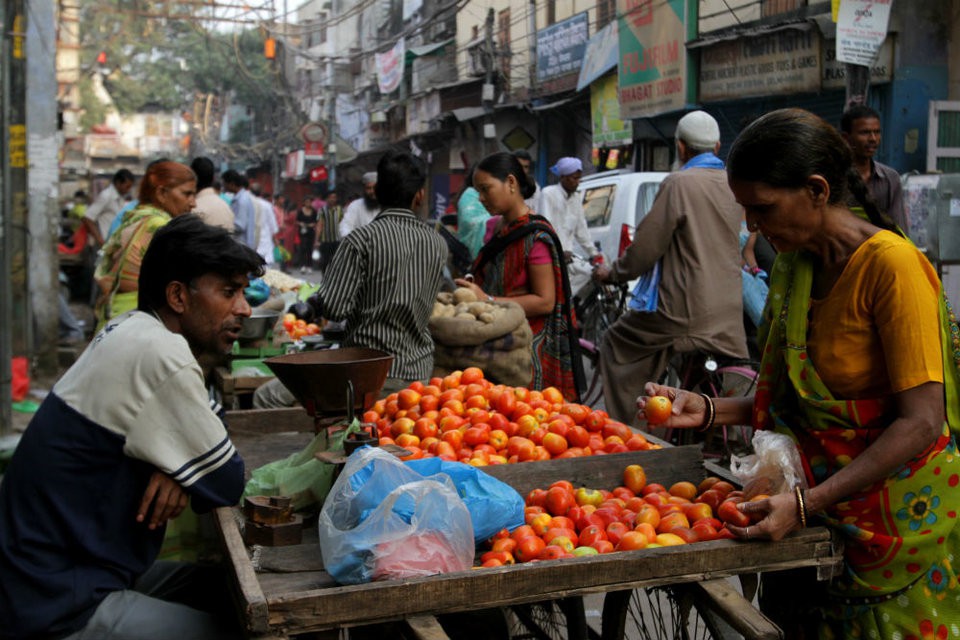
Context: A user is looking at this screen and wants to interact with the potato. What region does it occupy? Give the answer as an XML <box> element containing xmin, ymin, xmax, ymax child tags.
<box><xmin>478</xmin><ymin>311</ymin><xmax>495</xmax><ymax>324</ymax></box>
<box><xmin>454</xmin><ymin>312</ymin><xmax>477</xmax><ymax>321</ymax></box>
<box><xmin>453</xmin><ymin>287</ymin><xmax>478</xmax><ymax>304</ymax></box>
<box><xmin>467</xmin><ymin>301</ymin><xmax>492</xmax><ymax>316</ymax></box>
<box><xmin>437</xmin><ymin>291</ymin><xmax>454</xmax><ymax>305</ymax></box>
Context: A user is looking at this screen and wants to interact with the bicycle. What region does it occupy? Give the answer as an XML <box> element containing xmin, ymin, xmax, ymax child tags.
<box><xmin>575</xmin><ymin>280</ymin><xmax>628</xmax><ymax>407</ymax></box>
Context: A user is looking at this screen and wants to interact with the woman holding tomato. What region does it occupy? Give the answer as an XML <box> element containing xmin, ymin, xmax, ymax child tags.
<box><xmin>640</xmin><ymin>109</ymin><xmax>960</xmax><ymax>637</ymax></box>
<box><xmin>454</xmin><ymin>152</ymin><xmax>584</xmax><ymax>401</ymax></box>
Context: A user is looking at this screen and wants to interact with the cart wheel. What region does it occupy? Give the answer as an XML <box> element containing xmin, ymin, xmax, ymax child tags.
<box><xmin>508</xmin><ymin>596</ymin><xmax>593</xmax><ymax>640</ymax></box>
<box><xmin>600</xmin><ymin>587</ymin><xmax>727</xmax><ymax>640</ymax></box>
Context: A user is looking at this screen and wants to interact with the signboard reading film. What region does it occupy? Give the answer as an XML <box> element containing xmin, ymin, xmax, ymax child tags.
<box><xmin>617</xmin><ymin>0</ymin><xmax>687</xmax><ymax>119</ymax></box>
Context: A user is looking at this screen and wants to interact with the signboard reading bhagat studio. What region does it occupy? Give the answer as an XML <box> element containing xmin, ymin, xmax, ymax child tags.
<box><xmin>617</xmin><ymin>0</ymin><xmax>688</xmax><ymax>119</ymax></box>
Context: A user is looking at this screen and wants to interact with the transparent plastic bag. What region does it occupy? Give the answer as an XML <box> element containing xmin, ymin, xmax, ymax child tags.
<box><xmin>318</xmin><ymin>447</ymin><xmax>474</xmax><ymax>584</ymax></box>
<box><xmin>730</xmin><ymin>430</ymin><xmax>807</xmax><ymax>499</ymax></box>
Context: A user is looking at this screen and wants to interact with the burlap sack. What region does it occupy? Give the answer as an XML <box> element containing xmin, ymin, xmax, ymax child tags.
<box><xmin>429</xmin><ymin>300</ymin><xmax>527</xmax><ymax>347</ymax></box>
<box><xmin>432</xmin><ymin>320</ymin><xmax>534</xmax><ymax>387</ymax></box>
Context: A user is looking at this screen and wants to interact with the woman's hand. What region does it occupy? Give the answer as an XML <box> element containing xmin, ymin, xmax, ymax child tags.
<box><xmin>637</xmin><ymin>383</ymin><xmax>708</xmax><ymax>429</ymax></box>
<box><xmin>725</xmin><ymin>491</ymin><xmax>802</xmax><ymax>542</ymax></box>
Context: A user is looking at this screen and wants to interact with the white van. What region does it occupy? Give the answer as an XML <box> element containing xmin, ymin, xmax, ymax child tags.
<box><xmin>579</xmin><ymin>169</ymin><xmax>669</xmax><ymax>262</ymax></box>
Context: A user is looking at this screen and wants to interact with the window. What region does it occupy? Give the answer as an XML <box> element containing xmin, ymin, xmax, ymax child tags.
<box><xmin>583</xmin><ymin>184</ymin><xmax>617</xmax><ymax>228</ymax></box>
<box><xmin>498</xmin><ymin>8</ymin><xmax>511</xmax><ymax>80</ymax></box>
<box><xmin>597</xmin><ymin>0</ymin><xmax>617</xmax><ymax>29</ymax></box>
<box><xmin>547</xmin><ymin>0</ymin><xmax>556</xmax><ymax>25</ymax></box>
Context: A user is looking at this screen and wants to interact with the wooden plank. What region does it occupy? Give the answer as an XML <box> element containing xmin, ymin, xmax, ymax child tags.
<box><xmin>692</xmin><ymin>579</ymin><xmax>783</xmax><ymax>640</ymax></box>
<box><xmin>404</xmin><ymin>615</ymin><xmax>450</xmax><ymax>640</ymax></box>
<box><xmin>258</xmin><ymin>529</ymin><xmax>838</xmax><ymax>633</ymax></box>
<box><xmin>227</xmin><ymin>407</ymin><xmax>316</xmax><ymax>434</ymax></box>
<box><xmin>214</xmin><ymin>507</ymin><xmax>272</xmax><ymax>635</ymax></box>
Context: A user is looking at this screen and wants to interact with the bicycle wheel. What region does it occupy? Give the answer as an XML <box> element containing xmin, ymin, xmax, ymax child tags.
<box><xmin>576</xmin><ymin>284</ymin><xmax>623</xmax><ymax>352</ymax></box>
<box><xmin>601</xmin><ymin>586</ymin><xmax>722</xmax><ymax>640</ymax></box>
<box><xmin>508</xmin><ymin>597</ymin><xmax>591</xmax><ymax>640</ymax></box>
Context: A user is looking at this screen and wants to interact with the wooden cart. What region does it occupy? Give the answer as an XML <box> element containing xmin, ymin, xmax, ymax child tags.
<box><xmin>217</xmin><ymin>421</ymin><xmax>842</xmax><ymax>640</ymax></box>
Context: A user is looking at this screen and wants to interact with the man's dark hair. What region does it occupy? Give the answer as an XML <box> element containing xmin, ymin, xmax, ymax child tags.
<box><xmin>221</xmin><ymin>169</ymin><xmax>247</xmax><ymax>189</ymax></box>
<box><xmin>113</xmin><ymin>169</ymin><xmax>135</xmax><ymax>185</ymax></box>
<box><xmin>840</xmin><ymin>105</ymin><xmax>881</xmax><ymax>133</ymax></box>
<box><xmin>190</xmin><ymin>157</ymin><xmax>216</xmax><ymax>191</ymax></box>
<box><xmin>138</xmin><ymin>214</ymin><xmax>265</xmax><ymax>312</ymax></box>
<box><xmin>512</xmin><ymin>149</ymin><xmax>534</xmax><ymax>164</ymax></box>
<box><xmin>374</xmin><ymin>150</ymin><xmax>426</xmax><ymax>209</ymax></box>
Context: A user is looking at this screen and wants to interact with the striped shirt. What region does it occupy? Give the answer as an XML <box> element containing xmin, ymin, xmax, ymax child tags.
<box><xmin>318</xmin><ymin>205</ymin><xmax>342</xmax><ymax>243</ymax></box>
<box><xmin>319</xmin><ymin>208</ymin><xmax>448</xmax><ymax>380</ymax></box>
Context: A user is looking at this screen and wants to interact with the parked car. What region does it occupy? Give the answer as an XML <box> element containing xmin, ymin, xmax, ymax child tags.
<box><xmin>579</xmin><ymin>169</ymin><xmax>669</xmax><ymax>263</ymax></box>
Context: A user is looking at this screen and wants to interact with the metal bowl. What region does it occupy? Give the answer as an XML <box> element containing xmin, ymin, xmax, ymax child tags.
<box><xmin>238</xmin><ymin>312</ymin><xmax>280</xmax><ymax>341</ymax></box>
<box><xmin>263</xmin><ymin>348</ymin><xmax>394</xmax><ymax>417</ymax></box>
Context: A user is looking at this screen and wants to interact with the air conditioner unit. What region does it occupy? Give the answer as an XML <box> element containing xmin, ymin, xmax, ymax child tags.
<box><xmin>467</xmin><ymin>43</ymin><xmax>488</xmax><ymax>77</ymax></box>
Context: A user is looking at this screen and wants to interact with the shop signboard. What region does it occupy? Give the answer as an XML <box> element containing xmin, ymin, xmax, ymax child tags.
<box><xmin>536</xmin><ymin>12</ymin><xmax>589</xmax><ymax>82</ymax></box>
<box><xmin>591</xmin><ymin>74</ymin><xmax>633</xmax><ymax>147</ymax></box>
<box><xmin>822</xmin><ymin>36</ymin><xmax>893</xmax><ymax>89</ymax></box>
<box><xmin>699</xmin><ymin>29</ymin><xmax>820</xmax><ymax>102</ymax></box>
<box><xmin>836</xmin><ymin>0</ymin><xmax>893</xmax><ymax>66</ymax></box>
<box><xmin>617</xmin><ymin>0</ymin><xmax>688</xmax><ymax>119</ymax></box>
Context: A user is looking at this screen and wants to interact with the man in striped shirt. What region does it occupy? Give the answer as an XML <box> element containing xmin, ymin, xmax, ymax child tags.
<box><xmin>254</xmin><ymin>150</ymin><xmax>448</xmax><ymax>408</ymax></box>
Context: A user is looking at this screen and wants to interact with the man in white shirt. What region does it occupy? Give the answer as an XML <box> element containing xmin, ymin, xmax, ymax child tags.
<box><xmin>83</xmin><ymin>169</ymin><xmax>135</xmax><ymax>246</ymax></box>
<box><xmin>512</xmin><ymin>149</ymin><xmax>542</xmax><ymax>214</ymax></box>
<box><xmin>189</xmin><ymin>157</ymin><xmax>234</xmax><ymax>232</ymax></box>
<box><xmin>250</xmin><ymin>183</ymin><xmax>278</xmax><ymax>266</ymax></box>
<box><xmin>338</xmin><ymin>172</ymin><xmax>381</xmax><ymax>238</ymax></box>
<box><xmin>539</xmin><ymin>157</ymin><xmax>601</xmax><ymax>296</ymax></box>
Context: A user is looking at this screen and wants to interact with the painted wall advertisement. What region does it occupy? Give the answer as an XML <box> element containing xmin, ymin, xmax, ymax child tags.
<box><xmin>699</xmin><ymin>29</ymin><xmax>821</xmax><ymax>102</ymax></box>
<box><xmin>591</xmin><ymin>74</ymin><xmax>632</xmax><ymax>147</ymax></box>
<box><xmin>836</xmin><ymin>0</ymin><xmax>893</xmax><ymax>66</ymax></box>
<box><xmin>536</xmin><ymin>12</ymin><xmax>589</xmax><ymax>82</ymax></box>
<box><xmin>617</xmin><ymin>0</ymin><xmax>688</xmax><ymax>119</ymax></box>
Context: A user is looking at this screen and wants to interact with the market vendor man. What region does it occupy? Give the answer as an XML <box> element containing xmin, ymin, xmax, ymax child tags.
<box><xmin>254</xmin><ymin>150</ymin><xmax>447</xmax><ymax>408</ymax></box>
<box><xmin>0</xmin><ymin>215</ymin><xmax>265</xmax><ymax>639</ymax></box>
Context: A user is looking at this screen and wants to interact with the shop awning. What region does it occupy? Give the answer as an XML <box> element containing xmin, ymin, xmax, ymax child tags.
<box><xmin>576</xmin><ymin>22</ymin><xmax>619</xmax><ymax>92</ymax></box>
<box><xmin>406</xmin><ymin>38</ymin><xmax>454</xmax><ymax>61</ymax></box>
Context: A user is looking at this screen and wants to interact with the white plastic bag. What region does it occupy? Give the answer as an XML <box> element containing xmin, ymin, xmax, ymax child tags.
<box><xmin>317</xmin><ymin>447</ymin><xmax>475</xmax><ymax>584</ymax></box>
<box><xmin>730</xmin><ymin>431</ymin><xmax>807</xmax><ymax>498</ymax></box>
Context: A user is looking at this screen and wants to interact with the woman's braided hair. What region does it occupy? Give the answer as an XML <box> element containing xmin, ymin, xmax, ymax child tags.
<box><xmin>727</xmin><ymin>108</ymin><xmax>896</xmax><ymax>231</ymax></box>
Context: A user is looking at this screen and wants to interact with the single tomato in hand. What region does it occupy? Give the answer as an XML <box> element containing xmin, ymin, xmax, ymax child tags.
<box><xmin>643</xmin><ymin>395</ymin><xmax>673</xmax><ymax>425</ymax></box>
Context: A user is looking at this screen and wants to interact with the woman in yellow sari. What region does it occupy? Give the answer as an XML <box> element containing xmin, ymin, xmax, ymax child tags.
<box><xmin>641</xmin><ymin>109</ymin><xmax>960</xmax><ymax>638</ymax></box>
<box><xmin>94</xmin><ymin>161</ymin><xmax>197</xmax><ymax>330</ymax></box>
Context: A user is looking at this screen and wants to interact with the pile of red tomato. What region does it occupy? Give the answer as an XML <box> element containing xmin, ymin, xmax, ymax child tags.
<box><xmin>364</xmin><ymin>367</ymin><xmax>660</xmax><ymax>465</ymax></box>
<box><xmin>478</xmin><ymin>464</ymin><xmax>760</xmax><ymax>567</ymax></box>
<box><xmin>281</xmin><ymin>313</ymin><xmax>322</xmax><ymax>341</ymax></box>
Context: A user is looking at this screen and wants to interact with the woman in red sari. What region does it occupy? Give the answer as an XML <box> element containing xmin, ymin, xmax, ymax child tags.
<box><xmin>640</xmin><ymin>109</ymin><xmax>960</xmax><ymax>638</ymax></box>
<box><xmin>454</xmin><ymin>152</ymin><xmax>584</xmax><ymax>401</ymax></box>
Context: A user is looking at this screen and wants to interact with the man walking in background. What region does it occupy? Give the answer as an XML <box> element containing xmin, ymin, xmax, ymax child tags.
<box><xmin>316</xmin><ymin>192</ymin><xmax>343</xmax><ymax>275</ymax></box>
<box><xmin>338</xmin><ymin>172</ymin><xmax>380</xmax><ymax>238</ymax></box>
<box><xmin>190</xmin><ymin>157</ymin><xmax>234</xmax><ymax>232</ymax></box>
<box><xmin>221</xmin><ymin>170</ymin><xmax>257</xmax><ymax>249</ymax></box>
<box><xmin>540</xmin><ymin>156</ymin><xmax>602</xmax><ymax>296</ymax></box>
<box><xmin>83</xmin><ymin>169</ymin><xmax>135</xmax><ymax>246</ymax></box>
<box><xmin>841</xmin><ymin>105</ymin><xmax>907</xmax><ymax>230</ymax></box>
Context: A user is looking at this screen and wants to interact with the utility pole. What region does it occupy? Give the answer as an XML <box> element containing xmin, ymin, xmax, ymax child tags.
<box><xmin>483</xmin><ymin>7</ymin><xmax>495</xmax><ymax>154</ymax></box>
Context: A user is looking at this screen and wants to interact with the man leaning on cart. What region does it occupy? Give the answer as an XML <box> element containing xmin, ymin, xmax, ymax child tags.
<box><xmin>0</xmin><ymin>215</ymin><xmax>265</xmax><ymax>640</ymax></box>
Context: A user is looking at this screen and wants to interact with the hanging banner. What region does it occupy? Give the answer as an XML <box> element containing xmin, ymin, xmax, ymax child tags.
<box><xmin>577</xmin><ymin>21</ymin><xmax>619</xmax><ymax>92</ymax></box>
<box><xmin>836</xmin><ymin>0</ymin><xmax>893</xmax><ymax>65</ymax></box>
<box><xmin>617</xmin><ymin>0</ymin><xmax>688</xmax><ymax>119</ymax></box>
<box><xmin>591</xmin><ymin>74</ymin><xmax>633</xmax><ymax>147</ymax></box>
<box><xmin>376</xmin><ymin>37</ymin><xmax>405</xmax><ymax>94</ymax></box>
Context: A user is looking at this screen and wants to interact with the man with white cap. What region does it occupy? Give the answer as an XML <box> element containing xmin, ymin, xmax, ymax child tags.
<box><xmin>338</xmin><ymin>171</ymin><xmax>381</xmax><ymax>238</ymax></box>
<box><xmin>593</xmin><ymin>110</ymin><xmax>748</xmax><ymax>425</ymax></box>
<box><xmin>540</xmin><ymin>156</ymin><xmax>602</xmax><ymax>296</ymax></box>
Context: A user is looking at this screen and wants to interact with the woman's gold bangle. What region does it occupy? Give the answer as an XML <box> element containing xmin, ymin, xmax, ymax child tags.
<box><xmin>697</xmin><ymin>393</ymin><xmax>716</xmax><ymax>432</ymax></box>
<box><xmin>795</xmin><ymin>485</ymin><xmax>808</xmax><ymax>529</ymax></box>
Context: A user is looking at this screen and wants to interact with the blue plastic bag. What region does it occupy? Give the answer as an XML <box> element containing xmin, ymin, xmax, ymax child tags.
<box><xmin>627</xmin><ymin>260</ymin><xmax>661</xmax><ymax>313</ymax></box>
<box><xmin>406</xmin><ymin>457</ymin><xmax>525</xmax><ymax>543</ymax></box>
<box><xmin>742</xmin><ymin>269</ymin><xmax>769</xmax><ymax>327</ymax></box>
<box><xmin>244</xmin><ymin>278</ymin><xmax>271</xmax><ymax>306</ymax></box>
<box><xmin>318</xmin><ymin>448</ymin><xmax>474</xmax><ymax>584</ymax></box>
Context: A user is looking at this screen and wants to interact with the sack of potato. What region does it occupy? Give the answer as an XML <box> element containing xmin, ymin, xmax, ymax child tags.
<box><xmin>430</xmin><ymin>288</ymin><xmax>533</xmax><ymax>387</ymax></box>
